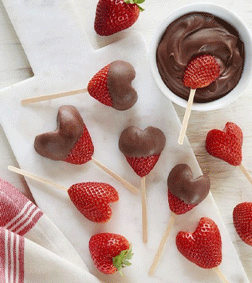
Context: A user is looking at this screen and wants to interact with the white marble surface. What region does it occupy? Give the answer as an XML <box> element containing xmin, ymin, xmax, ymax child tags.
<box><xmin>0</xmin><ymin>0</ymin><xmax>252</xmax><ymax>282</ymax></box>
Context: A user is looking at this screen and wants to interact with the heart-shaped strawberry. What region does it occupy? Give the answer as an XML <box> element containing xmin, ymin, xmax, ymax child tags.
<box><xmin>168</xmin><ymin>164</ymin><xmax>210</xmax><ymax>205</ymax></box>
<box><xmin>68</xmin><ymin>182</ymin><xmax>119</xmax><ymax>223</ymax></box>
<box><xmin>88</xmin><ymin>60</ymin><xmax>137</xmax><ymax>111</ymax></box>
<box><xmin>233</xmin><ymin>202</ymin><xmax>252</xmax><ymax>246</ymax></box>
<box><xmin>34</xmin><ymin>105</ymin><xmax>94</xmax><ymax>164</ymax></box>
<box><xmin>176</xmin><ymin>217</ymin><xmax>222</xmax><ymax>269</ymax></box>
<box><xmin>206</xmin><ymin>122</ymin><xmax>243</xmax><ymax>166</ymax></box>
<box><xmin>119</xmin><ymin>126</ymin><xmax>166</xmax><ymax>177</ymax></box>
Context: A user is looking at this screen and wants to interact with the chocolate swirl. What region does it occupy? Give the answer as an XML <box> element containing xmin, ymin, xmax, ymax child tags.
<box><xmin>157</xmin><ymin>12</ymin><xmax>244</xmax><ymax>103</ymax></box>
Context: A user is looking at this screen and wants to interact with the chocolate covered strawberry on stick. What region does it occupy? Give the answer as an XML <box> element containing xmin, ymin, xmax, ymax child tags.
<box><xmin>34</xmin><ymin>105</ymin><xmax>138</xmax><ymax>193</ymax></box>
<box><xmin>94</xmin><ymin>0</ymin><xmax>145</xmax><ymax>36</ymax></box>
<box><xmin>178</xmin><ymin>54</ymin><xmax>220</xmax><ymax>145</ymax></box>
<box><xmin>21</xmin><ymin>60</ymin><xmax>138</xmax><ymax>111</ymax></box>
<box><xmin>119</xmin><ymin>126</ymin><xmax>166</xmax><ymax>243</ymax></box>
<box><xmin>176</xmin><ymin>217</ymin><xmax>229</xmax><ymax>283</ymax></box>
<box><xmin>8</xmin><ymin>166</ymin><xmax>118</xmax><ymax>223</ymax></box>
<box><xmin>149</xmin><ymin>164</ymin><xmax>210</xmax><ymax>275</ymax></box>
<box><xmin>233</xmin><ymin>202</ymin><xmax>252</xmax><ymax>246</ymax></box>
<box><xmin>89</xmin><ymin>233</ymin><xmax>133</xmax><ymax>275</ymax></box>
<box><xmin>206</xmin><ymin>122</ymin><xmax>252</xmax><ymax>186</ymax></box>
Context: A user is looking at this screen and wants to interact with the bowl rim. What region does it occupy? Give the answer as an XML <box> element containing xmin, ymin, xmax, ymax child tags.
<box><xmin>149</xmin><ymin>2</ymin><xmax>252</xmax><ymax>111</ymax></box>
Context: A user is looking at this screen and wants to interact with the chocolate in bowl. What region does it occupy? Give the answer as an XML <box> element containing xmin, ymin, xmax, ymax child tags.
<box><xmin>156</xmin><ymin>12</ymin><xmax>245</xmax><ymax>103</ymax></box>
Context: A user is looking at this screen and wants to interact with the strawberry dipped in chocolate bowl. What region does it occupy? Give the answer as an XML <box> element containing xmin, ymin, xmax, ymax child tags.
<box><xmin>156</xmin><ymin>12</ymin><xmax>244</xmax><ymax>103</ymax></box>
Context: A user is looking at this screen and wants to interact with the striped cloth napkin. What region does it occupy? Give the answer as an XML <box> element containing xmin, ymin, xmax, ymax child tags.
<box><xmin>0</xmin><ymin>178</ymin><xmax>101</xmax><ymax>283</ymax></box>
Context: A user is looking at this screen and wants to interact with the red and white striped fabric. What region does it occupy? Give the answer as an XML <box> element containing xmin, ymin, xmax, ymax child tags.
<box><xmin>0</xmin><ymin>178</ymin><xmax>101</xmax><ymax>283</ymax></box>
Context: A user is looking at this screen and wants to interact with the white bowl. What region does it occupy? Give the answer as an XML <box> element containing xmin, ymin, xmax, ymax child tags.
<box><xmin>150</xmin><ymin>3</ymin><xmax>252</xmax><ymax>111</ymax></box>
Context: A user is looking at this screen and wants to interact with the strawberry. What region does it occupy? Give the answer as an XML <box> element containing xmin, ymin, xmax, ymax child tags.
<box><xmin>125</xmin><ymin>155</ymin><xmax>160</xmax><ymax>177</ymax></box>
<box><xmin>176</xmin><ymin>217</ymin><xmax>222</xmax><ymax>269</ymax></box>
<box><xmin>205</xmin><ymin>122</ymin><xmax>243</xmax><ymax>166</ymax></box>
<box><xmin>168</xmin><ymin>190</ymin><xmax>196</xmax><ymax>215</ymax></box>
<box><xmin>94</xmin><ymin>0</ymin><xmax>144</xmax><ymax>36</ymax></box>
<box><xmin>183</xmin><ymin>54</ymin><xmax>220</xmax><ymax>89</ymax></box>
<box><xmin>233</xmin><ymin>202</ymin><xmax>252</xmax><ymax>246</ymax></box>
<box><xmin>87</xmin><ymin>60</ymin><xmax>137</xmax><ymax>110</ymax></box>
<box><xmin>68</xmin><ymin>182</ymin><xmax>119</xmax><ymax>223</ymax></box>
<box><xmin>64</xmin><ymin>125</ymin><xmax>94</xmax><ymax>165</ymax></box>
<box><xmin>89</xmin><ymin>233</ymin><xmax>133</xmax><ymax>274</ymax></box>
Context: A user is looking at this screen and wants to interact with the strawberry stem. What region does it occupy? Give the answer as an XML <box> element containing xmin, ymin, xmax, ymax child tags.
<box><xmin>124</xmin><ymin>0</ymin><xmax>145</xmax><ymax>11</ymax></box>
<box><xmin>112</xmin><ymin>245</ymin><xmax>133</xmax><ymax>276</ymax></box>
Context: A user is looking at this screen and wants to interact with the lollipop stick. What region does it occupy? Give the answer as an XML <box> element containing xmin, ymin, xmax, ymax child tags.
<box><xmin>21</xmin><ymin>88</ymin><xmax>88</xmax><ymax>105</ymax></box>
<box><xmin>178</xmin><ymin>88</ymin><xmax>196</xmax><ymax>145</ymax></box>
<box><xmin>8</xmin><ymin>166</ymin><xmax>68</xmax><ymax>191</ymax></box>
<box><xmin>214</xmin><ymin>266</ymin><xmax>229</xmax><ymax>283</ymax></box>
<box><xmin>141</xmin><ymin>177</ymin><xmax>148</xmax><ymax>243</ymax></box>
<box><xmin>91</xmin><ymin>157</ymin><xmax>139</xmax><ymax>194</ymax></box>
<box><xmin>239</xmin><ymin>163</ymin><xmax>252</xmax><ymax>185</ymax></box>
<box><xmin>149</xmin><ymin>212</ymin><xmax>176</xmax><ymax>275</ymax></box>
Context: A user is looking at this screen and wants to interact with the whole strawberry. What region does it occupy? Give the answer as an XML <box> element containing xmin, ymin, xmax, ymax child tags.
<box><xmin>68</xmin><ymin>182</ymin><xmax>119</xmax><ymax>223</ymax></box>
<box><xmin>89</xmin><ymin>233</ymin><xmax>133</xmax><ymax>274</ymax></box>
<box><xmin>183</xmin><ymin>54</ymin><xmax>220</xmax><ymax>89</ymax></box>
<box><xmin>94</xmin><ymin>0</ymin><xmax>144</xmax><ymax>36</ymax></box>
<box><xmin>206</xmin><ymin>122</ymin><xmax>243</xmax><ymax>166</ymax></box>
<box><xmin>233</xmin><ymin>202</ymin><xmax>252</xmax><ymax>246</ymax></box>
<box><xmin>87</xmin><ymin>60</ymin><xmax>137</xmax><ymax>110</ymax></box>
<box><xmin>176</xmin><ymin>217</ymin><xmax>222</xmax><ymax>269</ymax></box>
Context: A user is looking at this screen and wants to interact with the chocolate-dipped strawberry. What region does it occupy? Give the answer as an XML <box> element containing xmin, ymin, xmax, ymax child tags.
<box><xmin>149</xmin><ymin>164</ymin><xmax>210</xmax><ymax>275</ymax></box>
<box><xmin>22</xmin><ymin>60</ymin><xmax>138</xmax><ymax>111</ymax></box>
<box><xmin>119</xmin><ymin>126</ymin><xmax>166</xmax><ymax>177</ymax></box>
<box><xmin>168</xmin><ymin>164</ymin><xmax>210</xmax><ymax>215</ymax></box>
<box><xmin>34</xmin><ymin>105</ymin><xmax>94</xmax><ymax>165</ymax></box>
<box><xmin>88</xmin><ymin>60</ymin><xmax>137</xmax><ymax>110</ymax></box>
<box><xmin>34</xmin><ymin>106</ymin><xmax>138</xmax><ymax>193</ymax></box>
<box><xmin>119</xmin><ymin>126</ymin><xmax>166</xmax><ymax>243</ymax></box>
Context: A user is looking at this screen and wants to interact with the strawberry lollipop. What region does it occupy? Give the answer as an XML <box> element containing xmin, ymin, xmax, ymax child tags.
<box><xmin>178</xmin><ymin>54</ymin><xmax>220</xmax><ymax>145</ymax></box>
<box><xmin>176</xmin><ymin>217</ymin><xmax>229</xmax><ymax>282</ymax></box>
<box><xmin>233</xmin><ymin>202</ymin><xmax>252</xmax><ymax>246</ymax></box>
<box><xmin>119</xmin><ymin>126</ymin><xmax>166</xmax><ymax>243</ymax></box>
<box><xmin>21</xmin><ymin>60</ymin><xmax>138</xmax><ymax>111</ymax></box>
<box><xmin>149</xmin><ymin>164</ymin><xmax>210</xmax><ymax>275</ymax></box>
<box><xmin>8</xmin><ymin>166</ymin><xmax>118</xmax><ymax>223</ymax></box>
<box><xmin>34</xmin><ymin>105</ymin><xmax>138</xmax><ymax>193</ymax></box>
<box><xmin>206</xmin><ymin>122</ymin><xmax>252</xmax><ymax>185</ymax></box>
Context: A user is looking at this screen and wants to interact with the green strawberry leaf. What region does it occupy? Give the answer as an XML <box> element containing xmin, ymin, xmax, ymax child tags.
<box><xmin>112</xmin><ymin>245</ymin><xmax>134</xmax><ymax>276</ymax></box>
<box><xmin>124</xmin><ymin>0</ymin><xmax>145</xmax><ymax>11</ymax></box>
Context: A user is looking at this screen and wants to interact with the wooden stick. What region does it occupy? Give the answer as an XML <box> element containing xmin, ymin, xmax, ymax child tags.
<box><xmin>149</xmin><ymin>212</ymin><xmax>176</xmax><ymax>276</ymax></box>
<box><xmin>141</xmin><ymin>177</ymin><xmax>148</xmax><ymax>243</ymax></box>
<box><xmin>214</xmin><ymin>266</ymin><xmax>229</xmax><ymax>283</ymax></box>
<box><xmin>91</xmin><ymin>157</ymin><xmax>139</xmax><ymax>194</ymax></box>
<box><xmin>21</xmin><ymin>88</ymin><xmax>88</xmax><ymax>105</ymax></box>
<box><xmin>8</xmin><ymin>166</ymin><xmax>68</xmax><ymax>191</ymax></box>
<box><xmin>178</xmin><ymin>88</ymin><xmax>196</xmax><ymax>145</ymax></box>
<box><xmin>239</xmin><ymin>163</ymin><xmax>252</xmax><ymax>185</ymax></box>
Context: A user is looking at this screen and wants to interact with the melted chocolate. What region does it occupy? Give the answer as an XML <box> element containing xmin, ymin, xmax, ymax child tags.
<box><xmin>167</xmin><ymin>164</ymin><xmax>210</xmax><ymax>205</ymax></box>
<box><xmin>119</xmin><ymin>126</ymin><xmax>166</xmax><ymax>157</ymax></box>
<box><xmin>34</xmin><ymin>105</ymin><xmax>84</xmax><ymax>160</ymax></box>
<box><xmin>108</xmin><ymin>60</ymin><xmax>138</xmax><ymax>110</ymax></box>
<box><xmin>157</xmin><ymin>12</ymin><xmax>244</xmax><ymax>103</ymax></box>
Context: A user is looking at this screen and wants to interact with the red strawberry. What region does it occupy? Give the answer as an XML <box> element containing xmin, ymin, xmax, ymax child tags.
<box><xmin>206</xmin><ymin>122</ymin><xmax>243</xmax><ymax>166</ymax></box>
<box><xmin>89</xmin><ymin>233</ymin><xmax>133</xmax><ymax>274</ymax></box>
<box><xmin>233</xmin><ymin>202</ymin><xmax>252</xmax><ymax>246</ymax></box>
<box><xmin>68</xmin><ymin>182</ymin><xmax>118</xmax><ymax>223</ymax></box>
<box><xmin>183</xmin><ymin>54</ymin><xmax>220</xmax><ymax>89</ymax></box>
<box><xmin>176</xmin><ymin>217</ymin><xmax>222</xmax><ymax>269</ymax></box>
<box><xmin>168</xmin><ymin>190</ymin><xmax>196</xmax><ymax>215</ymax></box>
<box><xmin>64</xmin><ymin>125</ymin><xmax>94</xmax><ymax>165</ymax></box>
<box><xmin>94</xmin><ymin>0</ymin><xmax>144</xmax><ymax>36</ymax></box>
<box><xmin>87</xmin><ymin>60</ymin><xmax>137</xmax><ymax>110</ymax></box>
<box><xmin>126</xmin><ymin>155</ymin><xmax>160</xmax><ymax>177</ymax></box>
